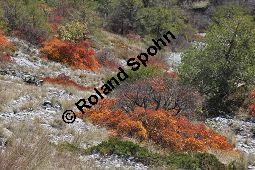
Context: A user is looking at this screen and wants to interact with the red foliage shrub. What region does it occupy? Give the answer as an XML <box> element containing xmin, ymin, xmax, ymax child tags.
<box><xmin>164</xmin><ymin>70</ymin><xmax>178</xmax><ymax>79</ymax></box>
<box><xmin>12</xmin><ymin>26</ymin><xmax>47</xmax><ymax>45</ymax></box>
<box><xmin>0</xmin><ymin>30</ymin><xmax>14</xmax><ymax>63</ymax></box>
<box><xmin>131</xmin><ymin>107</ymin><xmax>232</xmax><ymax>151</ymax></box>
<box><xmin>247</xmin><ymin>89</ymin><xmax>255</xmax><ymax>117</ymax></box>
<box><xmin>41</xmin><ymin>37</ymin><xmax>100</xmax><ymax>71</ymax></box>
<box><xmin>42</xmin><ymin>73</ymin><xmax>93</xmax><ymax>91</ymax></box>
<box><xmin>117</xmin><ymin>120</ymin><xmax>148</xmax><ymax>140</ymax></box>
<box><xmin>148</xmin><ymin>56</ymin><xmax>169</xmax><ymax>70</ymax></box>
<box><xmin>81</xmin><ymin>99</ymin><xmax>233</xmax><ymax>152</ymax></box>
<box><xmin>0</xmin><ymin>30</ymin><xmax>10</xmax><ymax>47</ymax></box>
<box><xmin>249</xmin><ymin>104</ymin><xmax>255</xmax><ymax>117</ymax></box>
<box><xmin>0</xmin><ymin>54</ymin><xmax>15</xmax><ymax>63</ymax></box>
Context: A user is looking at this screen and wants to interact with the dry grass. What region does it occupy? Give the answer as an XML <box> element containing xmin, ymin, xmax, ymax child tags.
<box><xmin>0</xmin><ymin>121</ymin><xmax>105</xmax><ymax>170</ymax></box>
<box><xmin>0</xmin><ymin>80</ymin><xmax>45</xmax><ymax>112</ymax></box>
<box><xmin>0</xmin><ymin>82</ymin><xmax>19</xmax><ymax>112</ymax></box>
<box><xmin>92</xmin><ymin>29</ymin><xmax>146</xmax><ymax>60</ymax></box>
<box><xmin>58</xmin><ymin>98</ymin><xmax>77</xmax><ymax>111</ymax></box>
<box><xmin>65</xmin><ymin>121</ymin><xmax>109</xmax><ymax>147</ymax></box>
<box><xmin>208</xmin><ymin>149</ymin><xmax>248</xmax><ymax>169</ymax></box>
<box><xmin>19</xmin><ymin>100</ymin><xmax>41</xmax><ymax>111</ymax></box>
<box><xmin>248</xmin><ymin>153</ymin><xmax>255</xmax><ymax>166</ymax></box>
<box><xmin>49</xmin><ymin>118</ymin><xmax>66</xmax><ymax>130</ymax></box>
<box><xmin>0</xmin><ymin>123</ymin><xmax>52</xmax><ymax>170</ymax></box>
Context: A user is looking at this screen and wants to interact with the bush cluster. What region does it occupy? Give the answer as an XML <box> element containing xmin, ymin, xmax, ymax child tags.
<box><xmin>81</xmin><ymin>98</ymin><xmax>233</xmax><ymax>152</ymax></box>
<box><xmin>85</xmin><ymin>137</ymin><xmax>228</xmax><ymax>170</ymax></box>
<box><xmin>41</xmin><ymin>37</ymin><xmax>100</xmax><ymax>71</ymax></box>
<box><xmin>58</xmin><ymin>21</ymin><xmax>88</xmax><ymax>42</ymax></box>
<box><xmin>0</xmin><ymin>29</ymin><xmax>15</xmax><ymax>63</ymax></box>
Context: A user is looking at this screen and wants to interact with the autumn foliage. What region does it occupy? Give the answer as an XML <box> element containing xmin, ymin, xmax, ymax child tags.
<box><xmin>249</xmin><ymin>104</ymin><xmax>255</xmax><ymax>117</ymax></box>
<box><xmin>0</xmin><ymin>30</ymin><xmax>14</xmax><ymax>63</ymax></box>
<box><xmin>81</xmin><ymin>99</ymin><xmax>233</xmax><ymax>152</ymax></box>
<box><xmin>0</xmin><ymin>54</ymin><xmax>15</xmax><ymax>63</ymax></box>
<box><xmin>0</xmin><ymin>30</ymin><xmax>10</xmax><ymax>47</ymax></box>
<box><xmin>249</xmin><ymin>90</ymin><xmax>255</xmax><ymax>117</ymax></box>
<box><xmin>42</xmin><ymin>73</ymin><xmax>93</xmax><ymax>91</ymax></box>
<box><xmin>114</xmin><ymin>76</ymin><xmax>202</xmax><ymax>117</ymax></box>
<box><xmin>41</xmin><ymin>37</ymin><xmax>100</xmax><ymax>71</ymax></box>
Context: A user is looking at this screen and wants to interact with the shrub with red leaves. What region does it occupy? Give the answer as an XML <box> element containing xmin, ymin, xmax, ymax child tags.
<box><xmin>41</xmin><ymin>37</ymin><xmax>100</xmax><ymax>71</ymax></box>
<box><xmin>82</xmin><ymin>99</ymin><xmax>233</xmax><ymax>152</ymax></box>
<box><xmin>42</xmin><ymin>73</ymin><xmax>92</xmax><ymax>91</ymax></box>
<box><xmin>249</xmin><ymin>104</ymin><xmax>255</xmax><ymax>117</ymax></box>
<box><xmin>0</xmin><ymin>30</ymin><xmax>14</xmax><ymax>63</ymax></box>
<box><xmin>248</xmin><ymin>89</ymin><xmax>255</xmax><ymax>117</ymax></box>
<box><xmin>0</xmin><ymin>54</ymin><xmax>15</xmax><ymax>63</ymax></box>
<box><xmin>0</xmin><ymin>30</ymin><xmax>10</xmax><ymax>47</ymax></box>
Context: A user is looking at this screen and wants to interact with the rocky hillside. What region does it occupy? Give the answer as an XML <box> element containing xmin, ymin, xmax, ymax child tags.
<box><xmin>0</xmin><ymin>32</ymin><xmax>254</xmax><ymax>170</ymax></box>
<box><xmin>1</xmin><ymin>0</ymin><xmax>255</xmax><ymax>170</ymax></box>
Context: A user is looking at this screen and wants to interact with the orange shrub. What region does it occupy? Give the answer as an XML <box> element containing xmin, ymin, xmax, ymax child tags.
<box><xmin>41</xmin><ymin>37</ymin><xmax>100</xmax><ymax>71</ymax></box>
<box><xmin>81</xmin><ymin>99</ymin><xmax>233</xmax><ymax>152</ymax></box>
<box><xmin>83</xmin><ymin>99</ymin><xmax>148</xmax><ymax>139</ymax></box>
<box><xmin>0</xmin><ymin>30</ymin><xmax>14</xmax><ymax>63</ymax></box>
<box><xmin>0</xmin><ymin>30</ymin><xmax>10</xmax><ymax>47</ymax></box>
<box><xmin>117</xmin><ymin>120</ymin><xmax>148</xmax><ymax>140</ymax></box>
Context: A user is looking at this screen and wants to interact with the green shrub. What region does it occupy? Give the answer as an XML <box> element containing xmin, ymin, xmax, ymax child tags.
<box><xmin>58</xmin><ymin>21</ymin><xmax>88</xmax><ymax>42</ymax></box>
<box><xmin>165</xmin><ymin>153</ymin><xmax>200</xmax><ymax>169</ymax></box>
<box><xmin>194</xmin><ymin>153</ymin><xmax>226</xmax><ymax>170</ymax></box>
<box><xmin>85</xmin><ymin>137</ymin><xmax>162</xmax><ymax>165</ymax></box>
<box><xmin>104</xmin><ymin>65</ymin><xmax>164</xmax><ymax>85</ymax></box>
<box><xmin>85</xmin><ymin>137</ymin><xmax>228</xmax><ymax>170</ymax></box>
<box><xmin>3</xmin><ymin>0</ymin><xmax>50</xmax><ymax>44</ymax></box>
<box><xmin>85</xmin><ymin>137</ymin><xmax>147</xmax><ymax>157</ymax></box>
<box><xmin>126</xmin><ymin>65</ymin><xmax>164</xmax><ymax>82</ymax></box>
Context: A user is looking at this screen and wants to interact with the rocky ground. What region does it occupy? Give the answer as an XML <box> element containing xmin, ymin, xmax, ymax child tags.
<box><xmin>206</xmin><ymin>117</ymin><xmax>255</xmax><ymax>170</ymax></box>
<box><xmin>0</xmin><ymin>37</ymin><xmax>255</xmax><ymax>169</ymax></box>
<box><xmin>0</xmin><ymin>37</ymin><xmax>150</xmax><ymax>169</ymax></box>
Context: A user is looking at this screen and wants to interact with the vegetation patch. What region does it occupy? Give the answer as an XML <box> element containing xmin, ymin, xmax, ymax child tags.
<box><xmin>41</xmin><ymin>38</ymin><xmax>100</xmax><ymax>71</ymax></box>
<box><xmin>57</xmin><ymin>142</ymin><xmax>81</xmax><ymax>153</ymax></box>
<box><xmin>85</xmin><ymin>137</ymin><xmax>229</xmax><ymax>170</ymax></box>
<box><xmin>42</xmin><ymin>73</ymin><xmax>93</xmax><ymax>91</ymax></box>
<box><xmin>192</xmin><ymin>1</ymin><xmax>210</xmax><ymax>10</ymax></box>
<box><xmin>104</xmin><ymin>65</ymin><xmax>164</xmax><ymax>85</ymax></box>
<box><xmin>83</xmin><ymin>99</ymin><xmax>233</xmax><ymax>152</ymax></box>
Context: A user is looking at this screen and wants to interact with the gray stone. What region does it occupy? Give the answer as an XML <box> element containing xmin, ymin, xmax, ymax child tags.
<box><xmin>43</xmin><ymin>101</ymin><xmax>53</xmax><ymax>109</ymax></box>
